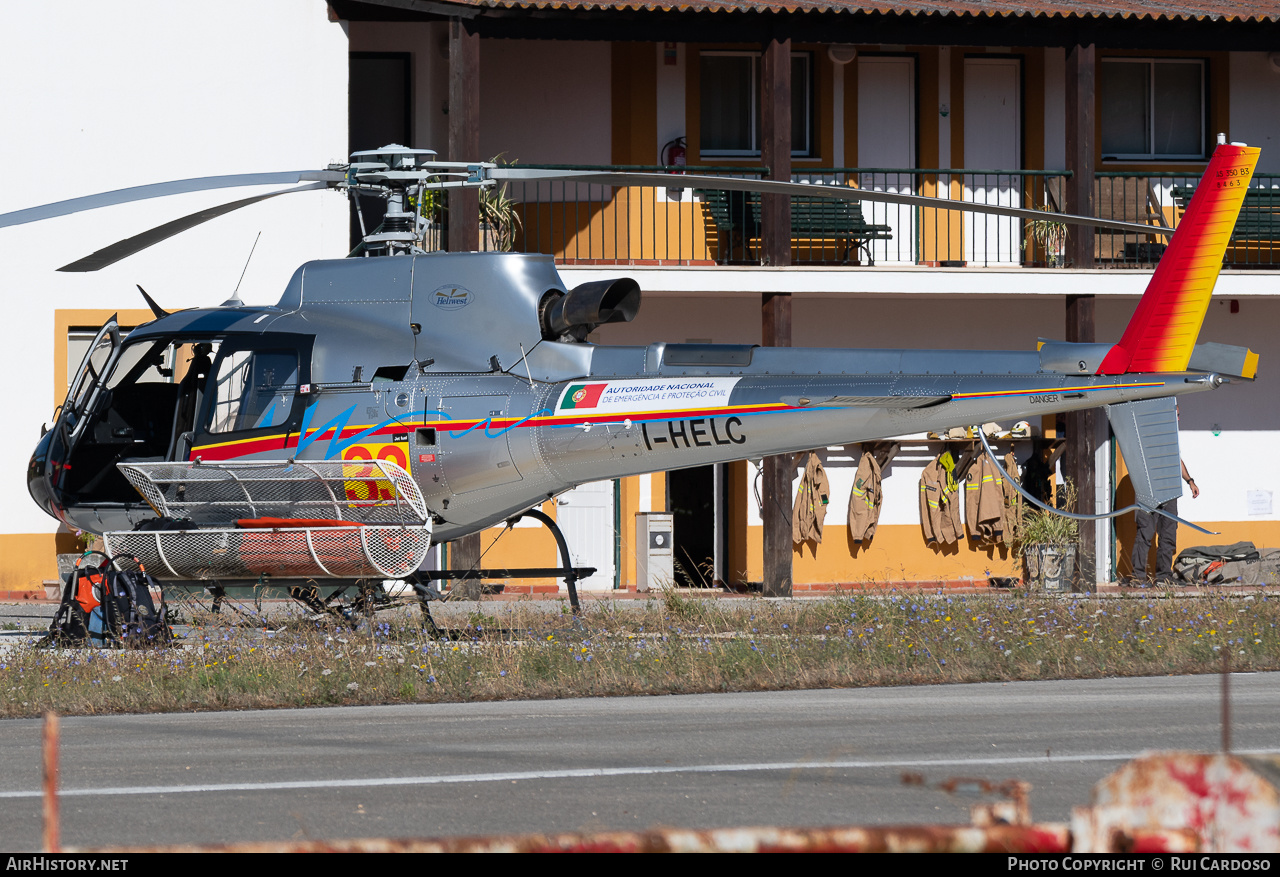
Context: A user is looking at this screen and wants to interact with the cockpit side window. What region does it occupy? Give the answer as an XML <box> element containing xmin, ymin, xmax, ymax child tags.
<box><xmin>207</xmin><ymin>349</ymin><xmax>299</xmax><ymax>434</ymax></box>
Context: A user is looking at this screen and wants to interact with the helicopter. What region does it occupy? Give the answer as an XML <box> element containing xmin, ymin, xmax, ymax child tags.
<box><xmin>4</xmin><ymin>142</ymin><xmax>1261</xmax><ymax>617</ymax></box>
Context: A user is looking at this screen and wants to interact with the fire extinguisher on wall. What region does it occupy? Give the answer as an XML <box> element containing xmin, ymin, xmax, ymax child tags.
<box><xmin>662</xmin><ymin>136</ymin><xmax>686</xmax><ymax>201</ymax></box>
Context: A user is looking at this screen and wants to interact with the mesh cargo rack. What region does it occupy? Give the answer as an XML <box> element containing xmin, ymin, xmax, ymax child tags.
<box><xmin>103</xmin><ymin>460</ymin><xmax>432</xmax><ymax>580</ymax></box>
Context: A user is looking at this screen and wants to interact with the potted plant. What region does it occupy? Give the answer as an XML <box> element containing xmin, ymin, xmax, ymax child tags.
<box><xmin>408</xmin><ymin>186</ymin><xmax>443</xmax><ymax>251</ymax></box>
<box><xmin>1022</xmin><ymin>206</ymin><xmax>1068</xmax><ymax>267</ymax></box>
<box><xmin>479</xmin><ymin>155</ymin><xmax>523</xmax><ymax>252</ymax></box>
<box><xmin>1016</xmin><ymin>480</ymin><xmax>1079</xmax><ymax>592</ymax></box>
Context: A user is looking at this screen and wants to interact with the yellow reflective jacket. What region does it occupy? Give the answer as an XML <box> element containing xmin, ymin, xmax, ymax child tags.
<box><xmin>848</xmin><ymin>450</ymin><xmax>883</xmax><ymax>543</ymax></box>
<box><xmin>792</xmin><ymin>451</ymin><xmax>831</xmax><ymax>544</ymax></box>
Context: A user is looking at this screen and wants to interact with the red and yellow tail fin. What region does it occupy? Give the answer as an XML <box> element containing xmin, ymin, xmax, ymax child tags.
<box><xmin>1097</xmin><ymin>143</ymin><xmax>1260</xmax><ymax>375</ymax></box>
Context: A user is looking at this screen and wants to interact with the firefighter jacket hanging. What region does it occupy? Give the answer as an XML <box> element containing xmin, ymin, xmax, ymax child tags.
<box><xmin>919</xmin><ymin>454</ymin><xmax>962</xmax><ymax>545</ymax></box>
<box><xmin>1002</xmin><ymin>450</ymin><xmax>1023</xmax><ymax>544</ymax></box>
<box><xmin>848</xmin><ymin>450</ymin><xmax>883</xmax><ymax>543</ymax></box>
<box><xmin>965</xmin><ymin>454</ymin><xmax>1007</xmax><ymax>544</ymax></box>
<box><xmin>792</xmin><ymin>452</ymin><xmax>831</xmax><ymax>544</ymax></box>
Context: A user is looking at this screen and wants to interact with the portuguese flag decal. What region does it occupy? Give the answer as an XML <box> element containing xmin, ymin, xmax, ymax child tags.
<box><xmin>561</xmin><ymin>383</ymin><xmax>606</xmax><ymax>410</ymax></box>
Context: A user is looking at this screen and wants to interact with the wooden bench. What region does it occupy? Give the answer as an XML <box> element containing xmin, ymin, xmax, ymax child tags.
<box><xmin>1170</xmin><ymin>186</ymin><xmax>1280</xmax><ymax>243</ymax></box>
<box><xmin>694</xmin><ymin>188</ymin><xmax>894</xmax><ymax>264</ymax></box>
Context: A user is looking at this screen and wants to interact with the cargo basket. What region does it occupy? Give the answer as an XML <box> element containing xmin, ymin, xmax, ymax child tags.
<box><xmin>103</xmin><ymin>460</ymin><xmax>431</xmax><ymax>580</ymax></box>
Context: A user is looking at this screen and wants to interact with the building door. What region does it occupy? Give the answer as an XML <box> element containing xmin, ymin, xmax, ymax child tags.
<box><xmin>857</xmin><ymin>56</ymin><xmax>916</xmax><ymax>265</ymax></box>
<box><xmin>668</xmin><ymin>464</ymin><xmax>727</xmax><ymax>587</ymax></box>
<box><xmin>349</xmin><ymin>52</ymin><xmax>411</xmax><ymax>250</ymax></box>
<box><xmin>963</xmin><ymin>57</ymin><xmax>1022</xmax><ymax>265</ymax></box>
<box><xmin>555</xmin><ymin>479</ymin><xmax>616</xmax><ymax>591</ymax></box>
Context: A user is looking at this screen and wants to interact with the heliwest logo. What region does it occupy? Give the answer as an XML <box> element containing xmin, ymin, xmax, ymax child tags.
<box><xmin>431</xmin><ymin>285</ymin><xmax>474</xmax><ymax>309</ymax></box>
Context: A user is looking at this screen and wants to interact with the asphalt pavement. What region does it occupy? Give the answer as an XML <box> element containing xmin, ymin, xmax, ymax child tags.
<box><xmin>1</xmin><ymin>672</ymin><xmax>1278</xmax><ymax>850</ymax></box>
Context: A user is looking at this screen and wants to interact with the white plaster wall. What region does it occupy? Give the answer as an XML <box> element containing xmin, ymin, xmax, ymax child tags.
<box><xmin>349</xmin><ymin>21</ymin><xmax>450</xmax><ymax>155</ymax></box>
<box><xmin>0</xmin><ymin>0</ymin><xmax>349</xmax><ymax>536</ymax></box>
<box><xmin>1230</xmin><ymin>53</ymin><xmax>1280</xmax><ymax>172</ymax></box>
<box><xmin>479</xmin><ymin>41</ymin><xmax>611</xmax><ymax>166</ymax></box>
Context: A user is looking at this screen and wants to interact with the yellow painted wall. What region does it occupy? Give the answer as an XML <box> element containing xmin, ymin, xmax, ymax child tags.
<box><xmin>745</xmin><ymin>523</ymin><xmax>1023</xmax><ymax>586</ymax></box>
<box><xmin>514</xmin><ymin>192</ymin><xmax>716</xmax><ymax>264</ymax></box>
<box><xmin>55</xmin><ymin>309</ymin><xmax>154</xmax><ymax>405</ymax></box>
<box><xmin>0</xmin><ymin>534</ymin><xmax>66</xmax><ymax>593</ymax></box>
<box><xmin>474</xmin><ymin>499</ymin><xmax>560</xmax><ymax>590</ymax></box>
<box><xmin>0</xmin><ymin>309</ymin><xmax>163</xmax><ymax>594</ymax></box>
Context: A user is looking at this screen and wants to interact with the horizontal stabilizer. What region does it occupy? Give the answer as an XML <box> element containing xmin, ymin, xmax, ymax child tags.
<box><xmin>1188</xmin><ymin>342</ymin><xmax>1259</xmax><ymax>380</ymax></box>
<box><xmin>1106</xmin><ymin>397</ymin><xmax>1183</xmax><ymax>509</ymax></box>
<box><xmin>785</xmin><ymin>395</ymin><xmax>951</xmax><ymax>409</ymax></box>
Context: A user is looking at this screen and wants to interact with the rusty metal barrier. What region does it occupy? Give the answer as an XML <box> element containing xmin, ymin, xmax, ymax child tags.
<box><xmin>75</xmin><ymin>825</ymin><xmax>1072</xmax><ymax>854</ymax></box>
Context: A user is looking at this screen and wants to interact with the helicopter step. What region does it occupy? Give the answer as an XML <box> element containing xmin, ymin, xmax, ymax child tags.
<box><xmin>416</xmin><ymin>508</ymin><xmax>592</xmax><ymax>613</ymax></box>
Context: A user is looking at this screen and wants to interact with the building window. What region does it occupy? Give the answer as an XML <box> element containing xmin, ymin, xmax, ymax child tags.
<box><xmin>699</xmin><ymin>51</ymin><xmax>812</xmax><ymax>157</ymax></box>
<box><xmin>1100</xmin><ymin>59</ymin><xmax>1205</xmax><ymax>160</ymax></box>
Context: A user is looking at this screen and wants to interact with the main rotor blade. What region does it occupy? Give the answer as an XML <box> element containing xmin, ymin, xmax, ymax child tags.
<box><xmin>58</xmin><ymin>182</ymin><xmax>328</xmax><ymax>273</ymax></box>
<box><xmin>1</xmin><ymin>170</ymin><xmax>345</xmax><ymax>230</ymax></box>
<box><xmin>490</xmin><ymin>169</ymin><xmax>1171</xmax><ymax>238</ymax></box>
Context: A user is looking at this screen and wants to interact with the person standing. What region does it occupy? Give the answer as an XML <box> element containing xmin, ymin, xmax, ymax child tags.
<box><xmin>1131</xmin><ymin>461</ymin><xmax>1199</xmax><ymax>584</ymax></box>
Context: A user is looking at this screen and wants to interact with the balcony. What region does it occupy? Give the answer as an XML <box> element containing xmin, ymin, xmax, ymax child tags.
<box><xmin>424</xmin><ymin>166</ymin><xmax>1280</xmax><ymax>270</ymax></box>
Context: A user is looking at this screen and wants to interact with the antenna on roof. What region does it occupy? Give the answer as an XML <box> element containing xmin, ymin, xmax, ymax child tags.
<box><xmin>223</xmin><ymin>231</ymin><xmax>261</xmax><ymax>307</ymax></box>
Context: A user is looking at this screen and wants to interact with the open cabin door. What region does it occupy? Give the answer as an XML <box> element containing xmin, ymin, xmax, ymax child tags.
<box><xmin>55</xmin><ymin>317</ymin><xmax>123</xmax><ymax>459</ymax></box>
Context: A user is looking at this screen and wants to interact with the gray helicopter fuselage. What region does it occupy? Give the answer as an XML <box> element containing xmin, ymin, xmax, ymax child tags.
<box><xmin>30</xmin><ymin>252</ymin><xmax>1218</xmax><ymax>539</ymax></box>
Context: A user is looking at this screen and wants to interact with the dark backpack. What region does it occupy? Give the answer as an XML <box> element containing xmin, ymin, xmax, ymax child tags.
<box><xmin>101</xmin><ymin>555</ymin><xmax>172</xmax><ymax>647</ymax></box>
<box><xmin>42</xmin><ymin>553</ymin><xmax>171</xmax><ymax>648</ymax></box>
<box><xmin>1173</xmin><ymin>542</ymin><xmax>1275</xmax><ymax>586</ymax></box>
<box><xmin>42</xmin><ymin>551</ymin><xmax>106</xmax><ymax>647</ymax></box>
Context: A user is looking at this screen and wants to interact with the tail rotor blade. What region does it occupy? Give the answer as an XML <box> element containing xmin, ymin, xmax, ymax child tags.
<box><xmin>57</xmin><ymin>182</ymin><xmax>328</xmax><ymax>272</ymax></box>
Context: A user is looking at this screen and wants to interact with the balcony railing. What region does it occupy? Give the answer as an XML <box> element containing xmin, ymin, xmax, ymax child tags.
<box><xmin>1095</xmin><ymin>171</ymin><xmax>1280</xmax><ymax>268</ymax></box>
<box><xmin>425</xmin><ymin>165</ymin><xmax>1280</xmax><ymax>270</ymax></box>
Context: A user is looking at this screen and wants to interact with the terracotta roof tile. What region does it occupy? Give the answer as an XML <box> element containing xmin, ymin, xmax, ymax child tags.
<box><xmin>435</xmin><ymin>0</ymin><xmax>1280</xmax><ymax>22</ymax></box>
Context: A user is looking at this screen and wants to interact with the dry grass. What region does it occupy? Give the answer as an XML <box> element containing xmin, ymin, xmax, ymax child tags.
<box><xmin>2</xmin><ymin>591</ymin><xmax>1278</xmax><ymax>718</ymax></box>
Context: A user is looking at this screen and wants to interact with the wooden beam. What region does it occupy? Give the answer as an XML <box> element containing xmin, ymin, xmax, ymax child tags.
<box><xmin>760</xmin><ymin>37</ymin><xmax>793</xmax><ymax>598</ymax></box>
<box><xmin>1064</xmin><ymin>293</ymin><xmax>1101</xmax><ymax>589</ymax></box>
<box><xmin>761</xmin><ymin>36</ymin><xmax>791</xmax><ymax>267</ymax></box>
<box><xmin>1065</xmin><ymin>43</ymin><xmax>1095</xmax><ymax>269</ymax></box>
<box><xmin>761</xmin><ymin>289</ymin><xmax>792</xmax><ymax>597</ymax></box>
<box><xmin>448</xmin><ymin>18</ymin><xmax>480</xmax><ymax>252</ymax></box>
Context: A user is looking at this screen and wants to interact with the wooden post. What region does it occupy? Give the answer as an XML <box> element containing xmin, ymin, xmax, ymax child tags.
<box><xmin>760</xmin><ymin>36</ymin><xmax>793</xmax><ymax>598</ymax></box>
<box><xmin>1065</xmin><ymin>44</ymin><xmax>1098</xmax><ymax>588</ymax></box>
<box><xmin>1065</xmin><ymin>43</ymin><xmax>1095</xmax><ymax>269</ymax></box>
<box><xmin>451</xmin><ymin>533</ymin><xmax>483</xmax><ymax>600</ymax></box>
<box><xmin>762</xmin><ymin>293</ymin><xmax>792</xmax><ymax>598</ymax></box>
<box><xmin>760</xmin><ymin>37</ymin><xmax>792</xmax><ymax>268</ymax></box>
<box><xmin>43</xmin><ymin>712</ymin><xmax>59</xmax><ymax>853</ymax></box>
<box><xmin>1065</xmin><ymin>293</ymin><xmax>1100</xmax><ymax>589</ymax></box>
<box><xmin>448</xmin><ymin>18</ymin><xmax>480</xmax><ymax>252</ymax></box>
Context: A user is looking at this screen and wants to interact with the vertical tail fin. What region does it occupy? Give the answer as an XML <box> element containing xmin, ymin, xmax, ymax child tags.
<box><xmin>1097</xmin><ymin>143</ymin><xmax>1260</xmax><ymax>375</ymax></box>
